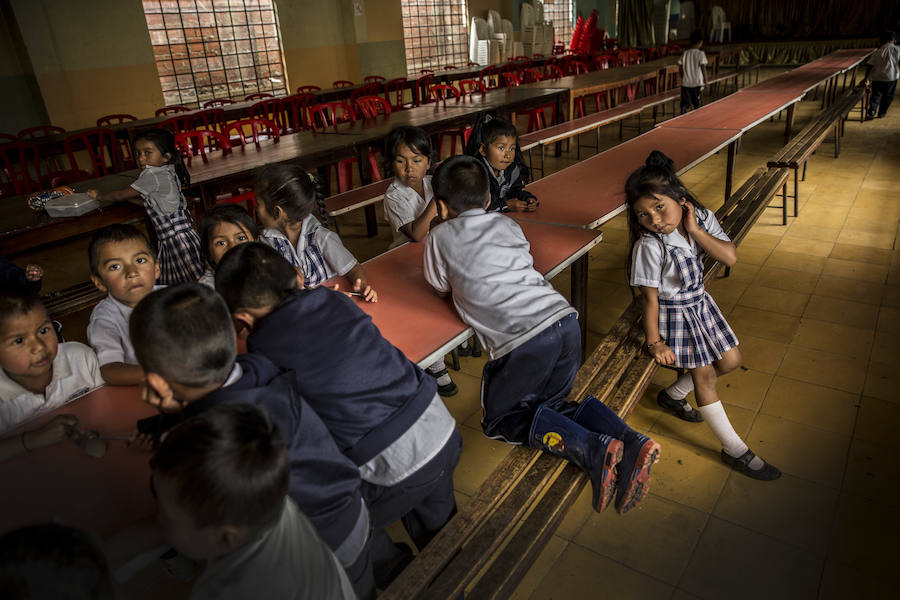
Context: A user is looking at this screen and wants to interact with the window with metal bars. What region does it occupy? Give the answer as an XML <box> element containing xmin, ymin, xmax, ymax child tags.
<box><xmin>543</xmin><ymin>0</ymin><xmax>574</xmax><ymax>46</ymax></box>
<box><xmin>142</xmin><ymin>0</ymin><xmax>287</xmax><ymax>108</ymax></box>
<box><xmin>400</xmin><ymin>0</ymin><xmax>469</xmax><ymax>77</ymax></box>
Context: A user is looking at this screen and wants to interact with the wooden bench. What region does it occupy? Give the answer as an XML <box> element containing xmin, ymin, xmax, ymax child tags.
<box><xmin>323</xmin><ymin>178</ymin><xmax>393</xmax><ymax>235</ymax></box>
<box><xmin>707</xmin><ymin>62</ymin><xmax>761</xmax><ymax>96</ymax></box>
<box><xmin>42</xmin><ymin>281</ymin><xmax>105</xmax><ymax>321</ymax></box>
<box><xmin>766</xmin><ymin>83</ymin><xmax>867</xmax><ymax>224</ymax></box>
<box><xmin>381</xmin><ymin>163</ymin><xmax>793</xmax><ymax>600</ymax></box>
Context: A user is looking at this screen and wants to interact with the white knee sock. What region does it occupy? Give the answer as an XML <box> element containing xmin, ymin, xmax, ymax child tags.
<box><xmin>666</xmin><ymin>373</ymin><xmax>695</xmax><ymax>409</ymax></box>
<box><xmin>698</xmin><ymin>401</ymin><xmax>763</xmax><ymax>469</ymax></box>
<box><xmin>427</xmin><ymin>359</ymin><xmax>452</xmax><ymax>386</ymax></box>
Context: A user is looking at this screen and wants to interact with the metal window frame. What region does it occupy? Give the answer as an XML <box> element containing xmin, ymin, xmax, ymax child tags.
<box><xmin>543</xmin><ymin>0</ymin><xmax>575</xmax><ymax>47</ymax></box>
<box><xmin>400</xmin><ymin>0</ymin><xmax>469</xmax><ymax>77</ymax></box>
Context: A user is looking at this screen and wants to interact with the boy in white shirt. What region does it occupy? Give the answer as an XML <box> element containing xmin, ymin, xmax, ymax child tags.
<box><xmin>866</xmin><ymin>31</ymin><xmax>900</xmax><ymax>119</ymax></box>
<box><xmin>0</xmin><ymin>292</ymin><xmax>103</xmax><ymax>433</ymax></box>
<box><xmin>423</xmin><ymin>156</ymin><xmax>661</xmax><ymax>515</ymax></box>
<box><xmin>678</xmin><ymin>30</ymin><xmax>708</xmax><ymax>114</ymax></box>
<box><xmin>87</xmin><ymin>224</ymin><xmax>162</xmax><ymax>386</ymax></box>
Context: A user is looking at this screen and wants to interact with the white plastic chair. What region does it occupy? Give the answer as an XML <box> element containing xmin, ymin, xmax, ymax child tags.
<box><xmin>711</xmin><ymin>6</ymin><xmax>732</xmax><ymax>43</ymax></box>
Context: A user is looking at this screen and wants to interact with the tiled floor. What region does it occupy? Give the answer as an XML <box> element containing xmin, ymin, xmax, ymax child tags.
<box><xmin>16</xmin><ymin>68</ymin><xmax>898</xmax><ymax>599</ymax></box>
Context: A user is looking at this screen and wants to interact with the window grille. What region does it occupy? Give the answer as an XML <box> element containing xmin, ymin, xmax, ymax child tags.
<box><xmin>400</xmin><ymin>0</ymin><xmax>469</xmax><ymax>77</ymax></box>
<box><xmin>543</xmin><ymin>0</ymin><xmax>574</xmax><ymax>46</ymax></box>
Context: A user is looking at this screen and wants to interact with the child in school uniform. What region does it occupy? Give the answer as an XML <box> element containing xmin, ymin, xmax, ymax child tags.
<box><xmin>151</xmin><ymin>403</ymin><xmax>356</xmax><ymax>600</ymax></box>
<box><xmin>0</xmin><ymin>292</ymin><xmax>102</xmax><ymax>433</ymax></box>
<box><xmin>215</xmin><ymin>242</ymin><xmax>461</xmax><ymax>582</ymax></box>
<box><xmin>87</xmin><ymin>129</ymin><xmax>203</xmax><ymax>285</ymax></box>
<box><xmin>87</xmin><ymin>225</ymin><xmax>162</xmax><ymax>386</ymax></box>
<box><xmin>130</xmin><ymin>284</ymin><xmax>376</xmax><ymax>599</ymax></box>
<box><xmin>678</xmin><ymin>30</ymin><xmax>708</xmax><ymax>114</ymax></box>
<box><xmin>255</xmin><ymin>164</ymin><xmax>376</xmax><ymax>302</ymax></box>
<box><xmin>463</xmin><ymin>114</ymin><xmax>538</xmax><ymax>213</ymax></box>
<box><xmin>197</xmin><ymin>204</ymin><xmax>258</xmax><ymax>288</ymax></box>
<box><xmin>626</xmin><ymin>151</ymin><xmax>780</xmax><ymax>480</ymax></box>
<box><xmin>382</xmin><ymin>125</ymin><xmax>460</xmax><ymax>394</ymax></box>
<box><xmin>866</xmin><ymin>30</ymin><xmax>900</xmax><ymax>119</ymax></box>
<box><xmin>424</xmin><ymin>156</ymin><xmax>660</xmax><ymax>515</ymax></box>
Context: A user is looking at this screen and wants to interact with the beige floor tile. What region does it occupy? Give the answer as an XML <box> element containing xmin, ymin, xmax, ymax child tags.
<box><xmin>738</xmin><ymin>285</ymin><xmax>810</xmax><ymax>316</ymax></box>
<box><xmin>775</xmin><ymin>236</ymin><xmax>834</xmax><ymax>257</ymax></box>
<box><xmin>882</xmin><ymin>284</ymin><xmax>900</xmax><ymax>309</ymax></box>
<box><xmin>821</xmin><ymin>258</ymin><xmax>889</xmax><ymax>284</ymax></box>
<box><xmin>791</xmin><ymin>318</ymin><xmax>874</xmax><ymax>359</ymax></box>
<box><xmin>803</xmin><ymin>295</ymin><xmax>879</xmax><ymax>329</ymax></box>
<box><xmin>842</xmin><ymin>215</ymin><xmax>898</xmax><ymax>234</ymax></box>
<box><xmin>721</xmin><ymin>263</ymin><xmax>760</xmax><ymax>284</ymax></box>
<box><xmin>863</xmin><ymin>360</ymin><xmax>900</xmax><ymax>403</ymax></box>
<box><xmin>746</xmin><ymin>413</ymin><xmax>851</xmax><ymax>488</ymax></box>
<box><xmin>717</xmin><ymin>366</ymin><xmax>773</xmax><ymax>412</ymax></box>
<box><xmin>784</xmin><ymin>223</ymin><xmax>841</xmax><ymax>243</ymax></box>
<box><xmin>555</xmin><ymin>485</ymin><xmax>594</xmax><ymax>541</ymax></box>
<box><xmin>626</xmin><ymin>387</ymin><xmax>665</xmax><ymax>433</ymax></box>
<box><xmin>574</xmin><ymin>493</ymin><xmax>708</xmax><ymax>585</ymax></box>
<box><xmin>829</xmin><ymin>493</ymin><xmax>900</xmax><ymax>574</ymax></box>
<box><xmin>834</xmin><ymin>228</ymin><xmax>895</xmax><ymax>250</ymax></box>
<box><xmin>777</xmin><ymin>346</ymin><xmax>867</xmax><ymax>394</ymax></box>
<box><xmin>453</xmin><ymin>348</ymin><xmax>489</xmax><ymax>379</ymax></box>
<box><xmin>854</xmin><ymin>395</ymin><xmax>900</xmax><ymax>444</ymax></box>
<box><xmin>528</xmin><ymin>543</ymin><xmax>674</xmax><ymax>600</ymax></box>
<box><xmin>642</xmin><ymin>432</ymin><xmax>730</xmax><ymax>513</ymax></box>
<box><xmin>739</xmin><ymin>231</ymin><xmax>783</xmax><ymax>251</ymax></box>
<box><xmin>728</xmin><ymin>306</ymin><xmax>801</xmax><ymax>344</ymax></box>
<box><xmin>817</xmin><ymin>559</ymin><xmax>894</xmax><ymax>600</ymax></box>
<box><xmin>841</xmin><ymin>437</ymin><xmax>900</xmax><ymax>505</ymax></box>
<box><xmin>670</xmin><ymin>589</ymin><xmax>704</xmax><ymax>600</ymax></box>
<box><xmin>829</xmin><ymin>243</ymin><xmax>893</xmax><ymax>266</ymax></box>
<box><xmin>453</xmin><ymin>426</ymin><xmax>512</xmax><ymax>496</ymax></box>
<box><xmin>876</xmin><ymin>306</ymin><xmax>900</xmax><ymax>333</ymax></box>
<box><xmin>679</xmin><ymin>517</ymin><xmax>823</xmax><ymax>600</ymax></box>
<box><xmin>764</xmin><ymin>249</ymin><xmax>827</xmax><ymax>274</ymax></box>
<box><xmin>714</xmin><ymin>472</ymin><xmax>838</xmax><ymax>555</ymax></box>
<box><xmin>760</xmin><ymin>376</ymin><xmax>858</xmax><ymax>435</ymax></box>
<box><xmin>509</xmin><ymin>535</ymin><xmax>569</xmax><ymax>600</ymax></box>
<box><xmin>752</xmin><ymin>267</ymin><xmax>820</xmax><ymax>294</ymax></box>
<box><xmin>736</xmin><ymin>334</ymin><xmax>788</xmax><ymax>373</ymax></box>
<box><xmin>869</xmin><ymin>330</ymin><xmax>898</xmax><ymax>366</ymax></box>
<box><xmin>794</xmin><ymin>211</ymin><xmax>847</xmax><ymax>229</ymax></box>
<box><xmin>889</xmin><ymin>266</ymin><xmax>900</xmax><ymax>286</ymax></box>
<box><xmin>811</xmin><ymin>275</ymin><xmax>883</xmax><ymax>305</ymax></box>
<box><xmin>734</xmin><ymin>245</ymin><xmax>772</xmax><ymax>266</ymax></box>
<box><xmin>653</xmin><ymin>400</ymin><xmax>756</xmax><ymax>454</ymax></box>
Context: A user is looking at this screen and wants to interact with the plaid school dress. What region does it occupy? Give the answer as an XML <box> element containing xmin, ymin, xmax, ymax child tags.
<box><xmin>657</xmin><ymin>223</ymin><xmax>738</xmax><ymax>369</ymax></box>
<box><xmin>142</xmin><ymin>186</ymin><xmax>204</xmax><ymax>286</ymax></box>
<box><xmin>260</xmin><ymin>228</ymin><xmax>329</xmax><ymax>287</ymax></box>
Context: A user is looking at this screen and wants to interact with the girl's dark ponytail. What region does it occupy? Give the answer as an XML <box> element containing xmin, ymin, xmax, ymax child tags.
<box><xmin>135</xmin><ymin>128</ymin><xmax>191</xmax><ymax>187</ymax></box>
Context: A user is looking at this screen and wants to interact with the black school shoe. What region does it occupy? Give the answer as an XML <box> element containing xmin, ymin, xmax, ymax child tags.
<box><xmin>457</xmin><ymin>341</ymin><xmax>482</xmax><ymax>358</ymax></box>
<box><xmin>657</xmin><ymin>389</ymin><xmax>703</xmax><ymax>422</ymax></box>
<box><xmin>721</xmin><ymin>449</ymin><xmax>782</xmax><ymax>481</ymax></box>
<box><xmin>429</xmin><ymin>367</ymin><xmax>459</xmax><ymax>397</ymax></box>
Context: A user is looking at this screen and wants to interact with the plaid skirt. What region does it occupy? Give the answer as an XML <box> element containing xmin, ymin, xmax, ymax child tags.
<box><xmin>658</xmin><ymin>286</ymin><xmax>738</xmax><ymax>369</ymax></box>
<box><xmin>148</xmin><ymin>206</ymin><xmax>204</xmax><ymax>285</ymax></box>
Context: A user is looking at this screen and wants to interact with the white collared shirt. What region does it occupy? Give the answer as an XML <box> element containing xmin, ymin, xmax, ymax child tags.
<box><xmin>678</xmin><ymin>48</ymin><xmax>708</xmax><ymax>87</ymax></box>
<box><xmin>630</xmin><ymin>209</ymin><xmax>729</xmax><ymax>298</ymax></box>
<box><xmin>87</xmin><ymin>287</ymin><xmax>164</xmax><ymax>367</ymax></box>
<box><xmin>383</xmin><ymin>175</ymin><xmax>433</xmax><ymax>249</ymax></box>
<box><xmin>870</xmin><ymin>42</ymin><xmax>900</xmax><ymax>82</ymax></box>
<box><xmin>258</xmin><ymin>215</ymin><xmax>357</xmax><ymax>282</ymax></box>
<box><xmin>0</xmin><ymin>342</ymin><xmax>104</xmax><ymax>433</ymax></box>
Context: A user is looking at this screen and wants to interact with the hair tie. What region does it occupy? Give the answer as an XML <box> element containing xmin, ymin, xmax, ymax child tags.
<box><xmin>484</xmin><ymin>114</ymin><xmax>493</xmax><ymax>122</ymax></box>
<box><xmin>272</xmin><ymin>177</ymin><xmax>299</xmax><ymax>195</ymax></box>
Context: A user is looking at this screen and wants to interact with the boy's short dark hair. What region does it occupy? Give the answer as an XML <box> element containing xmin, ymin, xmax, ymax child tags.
<box><xmin>150</xmin><ymin>403</ymin><xmax>289</xmax><ymax>532</ymax></box>
<box><xmin>0</xmin><ymin>524</ymin><xmax>114</xmax><ymax>600</ymax></box>
<box><xmin>88</xmin><ymin>224</ymin><xmax>155</xmax><ymax>277</ymax></box>
<box><xmin>880</xmin><ymin>30</ymin><xmax>896</xmax><ymax>44</ymax></box>
<box><xmin>215</xmin><ymin>242</ymin><xmax>299</xmax><ymax>311</ymax></box>
<box><xmin>0</xmin><ymin>291</ymin><xmax>45</xmax><ymax>332</ymax></box>
<box><xmin>690</xmin><ymin>29</ymin><xmax>703</xmax><ymax>45</ymax></box>
<box><xmin>130</xmin><ymin>283</ymin><xmax>236</xmax><ymax>388</ymax></box>
<box><xmin>432</xmin><ymin>155</ymin><xmax>490</xmax><ymax>214</ymax></box>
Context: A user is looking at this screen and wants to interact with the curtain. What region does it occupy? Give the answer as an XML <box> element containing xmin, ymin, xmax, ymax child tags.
<box><xmin>618</xmin><ymin>0</ymin><xmax>655</xmax><ymax>47</ymax></box>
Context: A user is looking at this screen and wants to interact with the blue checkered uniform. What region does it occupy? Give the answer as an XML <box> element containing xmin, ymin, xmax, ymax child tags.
<box><xmin>658</xmin><ymin>243</ymin><xmax>738</xmax><ymax>369</ymax></box>
<box><xmin>145</xmin><ymin>200</ymin><xmax>203</xmax><ymax>286</ymax></box>
<box><xmin>269</xmin><ymin>231</ymin><xmax>329</xmax><ymax>286</ymax></box>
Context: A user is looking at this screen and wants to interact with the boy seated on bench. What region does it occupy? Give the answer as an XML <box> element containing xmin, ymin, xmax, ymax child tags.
<box><xmin>423</xmin><ymin>155</ymin><xmax>661</xmax><ymax>515</ymax></box>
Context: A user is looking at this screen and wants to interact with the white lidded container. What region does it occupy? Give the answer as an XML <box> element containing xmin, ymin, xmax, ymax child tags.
<box><xmin>44</xmin><ymin>193</ymin><xmax>99</xmax><ymax>218</ymax></box>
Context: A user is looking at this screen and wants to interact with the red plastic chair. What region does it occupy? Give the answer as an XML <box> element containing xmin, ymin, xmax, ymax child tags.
<box><xmin>419</xmin><ymin>69</ymin><xmax>435</xmax><ymax>75</ymax></box>
<box><xmin>203</xmin><ymin>98</ymin><xmax>236</xmax><ymax>108</ymax></box>
<box><xmin>309</xmin><ymin>103</ymin><xmax>356</xmax><ymax>131</ymax></box>
<box><xmin>466</xmin><ymin>61</ymin><xmax>480</xmax><ymax>66</ymax></box>
<box><xmin>355</xmin><ymin>96</ymin><xmax>391</xmax><ymax>120</ymax></box>
<box><xmin>443</xmin><ymin>65</ymin><xmax>458</xmax><ymax>70</ymax></box>
<box><xmin>363</xmin><ymin>75</ymin><xmax>385</xmax><ymax>85</ymax></box>
<box><xmin>0</xmin><ymin>133</ymin><xmax>17</xmax><ymax>143</ymax></box>
<box><xmin>278</xmin><ymin>94</ymin><xmax>317</xmax><ymax>132</ymax></box>
<box><xmin>18</xmin><ymin>125</ymin><xmax>66</xmax><ymax>139</ymax></box>
<box><xmin>96</xmin><ymin>114</ymin><xmax>138</xmax><ymax>127</ymax></box>
<box><xmin>249</xmin><ymin>99</ymin><xmax>286</xmax><ymax>132</ymax></box>
<box><xmin>429</xmin><ymin>84</ymin><xmax>461</xmax><ymax>104</ymax></box>
<box><xmin>175</xmin><ymin>130</ymin><xmax>231</xmax><ymax>165</ymax></box>
<box><xmin>332</xmin><ymin>80</ymin><xmax>354</xmax><ymax>88</ymax></box>
<box><xmin>568</xmin><ymin>61</ymin><xmax>590</xmax><ymax>76</ymax></box>
<box><xmin>297</xmin><ymin>85</ymin><xmax>321</xmax><ymax>93</ymax></box>
<box><xmin>478</xmin><ymin>65</ymin><xmax>499</xmax><ymax>89</ymax></box>
<box><xmin>542</xmin><ymin>65</ymin><xmax>565</xmax><ymax>80</ymax></box>
<box><xmin>0</xmin><ymin>141</ymin><xmax>41</xmax><ymax>195</ymax></box>
<box><xmin>383</xmin><ymin>78</ymin><xmax>408</xmax><ymax>111</ymax></box>
<box><xmin>458</xmin><ymin>79</ymin><xmax>487</xmax><ymax>96</ymax></box>
<box><xmin>522</xmin><ymin>68</ymin><xmax>542</xmax><ymax>83</ymax></box>
<box><xmin>350</xmin><ymin>83</ymin><xmax>381</xmax><ymax>105</ymax></box>
<box><xmin>411</xmin><ymin>74</ymin><xmax>434</xmax><ymax>106</ymax></box>
<box><xmin>216</xmin><ymin>189</ymin><xmax>257</xmax><ymax>213</ymax></box>
<box><xmin>503</xmin><ymin>73</ymin><xmax>556</xmax><ymax>131</ymax></box>
<box><xmin>194</xmin><ymin>107</ymin><xmax>226</xmax><ymax>133</ymax></box>
<box><xmin>502</xmin><ymin>72</ymin><xmax>522</xmax><ymax>87</ymax></box>
<box><xmin>162</xmin><ymin>114</ymin><xmax>197</xmax><ymax>134</ymax></box>
<box><xmin>64</xmin><ymin>128</ymin><xmax>123</xmax><ymax>179</ymax></box>
<box><xmin>223</xmin><ymin>118</ymin><xmax>279</xmax><ymax>148</ymax></box>
<box><xmin>155</xmin><ymin>106</ymin><xmax>191</xmax><ymax>117</ymax></box>
<box><xmin>245</xmin><ymin>92</ymin><xmax>274</xmax><ymax>101</ymax></box>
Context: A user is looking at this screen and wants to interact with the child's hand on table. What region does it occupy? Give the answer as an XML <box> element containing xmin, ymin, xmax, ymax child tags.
<box><xmin>24</xmin><ymin>264</ymin><xmax>43</xmax><ymax>281</ymax></box>
<box><xmin>507</xmin><ymin>198</ymin><xmax>539</xmax><ymax>212</ymax></box>
<box><xmin>23</xmin><ymin>414</ymin><xmax>79</xmax><ymax>450</ymax></box>
<box><xmin>352</xmin><ymin>278</ymin><xmax>377</xmax><ymax>302</ymax></box>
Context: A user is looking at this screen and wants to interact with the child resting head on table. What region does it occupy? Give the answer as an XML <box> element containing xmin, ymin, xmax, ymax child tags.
<box><xmin>87</xmin><ymin>224</ymin><xmax>162</xmax><ymax>387</ymax></box>
<box><xmin>197</xmin><ymin>203</ymin><xmax>259</xmax><ymax>289</ymax></box>
<box><xmin>130</xmin><ymin>283</ymin><xmax>376</xmax><ymax>599</ymax></box>
<box><xmin>150</xmin><ymin>403</ymin><xmax>356</xmax><ymax>600</ymax></box>
<box><xmin>423</xmin><ymin>155</ymin><xmax>661</xmax><ymax>515</ymax></box>
<box><xmin>254</xmin><ymin>163</ymin><xmax>377</xmax><ymax>302</ymax></box>
<box><xmin>0</xmin><ymin>291</ymin><xmax>103</xmax><ymax>435</ymax></box>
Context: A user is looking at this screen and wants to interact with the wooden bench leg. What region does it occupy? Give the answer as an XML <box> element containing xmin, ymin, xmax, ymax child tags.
<box><xmin>571</xmin><ymin>255</ymin><xmax>589</xmax><ymax>361</ymax></box>
<box><xmin>784</xmin><ymin>104</ymin><xmax>796</xmax><ymax>146</ymax></box>
<box><xmin>782</xmin><ymin>181</ymin><xmax>788</xmax><ymax>226</ymax></box>
<box><xmin>724</xmin><ymin>140</ymin><xmax>737</xmax><ymax>201</ymax></box>
<box><xmin>363</xmin><ymin>205</ymin><xmax>378</xmax><ymax>237</ymax></box>
<box><xmin>793</xmin><ymin>168</ymin><xmax>799</xmax><ymax>217</ymax></box>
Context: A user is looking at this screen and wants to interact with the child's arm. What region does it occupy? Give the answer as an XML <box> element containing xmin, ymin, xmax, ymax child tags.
<box><xmin>0</xmin><ymin>414</ymin><xmax>77</xmax><ymax>462</ymax></box>
<box><xmin>345</xmin><ymin>262</ymin><xmax>377</xmax><ymax>303</ymax></box>
<box><xmin>701</xmin><ymin>64</ymin><xmax>709</xmax><ymax>86</ymax></box>
<box><xmin>504</xmin><ymin>167</ymin><xmax>539</xmax><ymax>212</ymax></box>
<box><xmin>639</xmin><ymin>287</ymin><xmax>676</xmax><ymax>365</ymax></box>
<box><xmin>682</xmin><ymin>203</ymin><xmax>736</xmax><ymax>266</ymax></box>
<box><xmin>86</xmin><ymin>187</ymin><xmax>143</xmax><ymax>206</ymax></box>
<box><xmin>99</xmin><ymin>363</ymin><xmax>145</xmax><ymax>387</ymax></box>
<box><xmin>399</xmin><ymin>199</ymin><xmax>439</xmax><ymax>242</ymax></box>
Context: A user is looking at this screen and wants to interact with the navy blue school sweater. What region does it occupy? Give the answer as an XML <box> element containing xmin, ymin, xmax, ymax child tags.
<box><xmin>247</xmin><ymin>287</ymin><xmax>438</xmax><ymax>467</ymax></box>
<box><xmin>182</xmin><ymin>353</ymin><xmax>365</xmax><ymax>553</ymax></box>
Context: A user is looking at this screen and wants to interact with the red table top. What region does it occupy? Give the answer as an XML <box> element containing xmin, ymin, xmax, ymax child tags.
<box><xmin>656</xmin><ymin>90</ymin><xmax>803</xmax><ymax>132</ymax></box>
<box><xmin>0</xmin><ymin>386</ymin><xmax>157</xmax><ymax>536</ymax></box>
<box><xmin>515</xmin><ymin>127</ymin><xmax>741</xmax><ymax>229</ymax></box>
